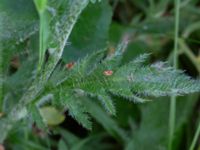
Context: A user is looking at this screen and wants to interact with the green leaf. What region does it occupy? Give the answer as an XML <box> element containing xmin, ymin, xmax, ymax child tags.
<box><xmin>29</xmin><ymin>104</ymin><xmax>47</xmax><ymax>129</ymax></box>
<box><xmin>0</xmin><ymin>0</ymin><xmax>38</xmax><ymax>43</ymax></box>
<box><xmin>39</xmin><ymin>106</ymin><xmax>65</xmax><ymax>126</ymax></box>
<box><xmin>83</xmin><ymin>97</ymin><xmax>128</xmax><ymax>144</ymax></box>
<box><xmin>58</xmin><ymin>91</ymin><xmax>92</xmax><ymax>129</ymax></box>
<box><xmin>125</xmin><ymin>94</ymin><xmax>199</xmax><ymax>150</ymax></box>
<box><xmin>57</xmin><ymin>128</ymin><xmax>113</xmax><ymax>150</ymax></box>
<box><xmin>52</xmin><ymin>47</ymin><xmax>200</xmax><ymax>133</ymax></box>
<box><xmin>58</xmin><ymin>139</ymin><xmax>69</xmax><ymax>150</ymax></box>
<box><xmin>71</xmin><ymin>133</ymin><xmax>111</xmax><ymax>150</ymax></box>
<box><xmin>113</xmin><ymin>60</ymin><xmax>200</xmax><ymax>97</ymax></box>
<box><xmin>63</xmin><ymin>0</ymin><xmax>112</xmax><ymax>62</ymax></box>
<box><xmin>97</xmin><ymin>93</ymin><xmax>116</xmax><ymax>115</ymax></box>
<box><xmin>109</xmin><ymin>22</ymin><xmax>148</xmax><ymax>64</ymax></box>
<box><xmin>57</xmin><ymin>128</ymin><xmax>80</xmax><ymax>147</ymax></box>
<box><xmin>0</xmin><ymin>0</ymin><xmax>38</xmax><ymax>75</ymax></box>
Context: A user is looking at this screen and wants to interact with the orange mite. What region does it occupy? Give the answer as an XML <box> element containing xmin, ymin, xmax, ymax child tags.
<box><xmin>65</xmin><ymin>62</ymin><xmax>75</xmax><ymax>69</ymax></box>
<box><xmin>103</xmin><ymin>70</ymin><xmax>113</xmax><ymax>76</ymax></box>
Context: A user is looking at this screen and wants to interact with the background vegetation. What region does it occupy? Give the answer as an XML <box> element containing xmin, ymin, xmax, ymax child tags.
<box><xmin>0</xmin><ymin>0</ymin><xmax>200</xmax><ymax>149</ymax></box>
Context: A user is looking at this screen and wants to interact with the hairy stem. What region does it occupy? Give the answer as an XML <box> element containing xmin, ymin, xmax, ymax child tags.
<box><xmin>0</xmin><ymin>0</ymin><xmax>89</xmax><ymax>143</ymax></box>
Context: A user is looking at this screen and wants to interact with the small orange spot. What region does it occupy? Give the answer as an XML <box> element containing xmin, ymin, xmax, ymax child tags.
<box><xmin>103</xmin><ymin>70</ymin><xmax>113</xmax><ymax>76</ymax></box>
<box><xmin>65</xmin><ymin>62</ymin><xmax>75</xmax><ymax>69</ymax></box>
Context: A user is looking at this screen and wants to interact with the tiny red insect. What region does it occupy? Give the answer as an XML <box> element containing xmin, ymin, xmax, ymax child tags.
<box><xmin>65</xmin><ymin>62</ymin><xmax>75</xmax><ymax>69</ymax></box>
<box><xmin>103</xmin><ymin>70</ymin><xmax>113</xmax><ymax>76</ymax></box>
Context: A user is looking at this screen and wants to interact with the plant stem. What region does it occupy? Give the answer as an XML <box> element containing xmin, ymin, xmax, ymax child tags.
<box><xmin>189</xmin><ymin>120</ymin><xmax>200</xmax><ymax>150</ymax></box>
<box><xmin>168</xmin><ymin>0</ymin><xmax>180</xmax><ymax>149</ymax></box>
<box><xmin>33</xmin><ymin>0</ymin><xmax>47</xmax><ymax>72</ymax></box>
<box><xmin>169</xmin><ymin>95</ymin><xmax>176</xmax><ymax>150</ymax></box>
<box><xmin>183</xmin><ymin>21</ymin><xmax>200</xmax><ymax>38</ymax></box>
<box><xmin>178</xmin><ymin>39</ymin><xmax>200</xmax><ymax>73</ymax></box>
<box><xmin>38</xmin><ymin>13</ymin><xmax>45</xmax><ymax>72</ymax></box>
<box><xmin>173</xmin><ymin>0</ymin><xmax>180</xmax><ymax>69</ymax></box>
<box><xmin>0</xmin><ymin>48</ymin><xmax>3</xmax><ymax>112</ymax></box>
